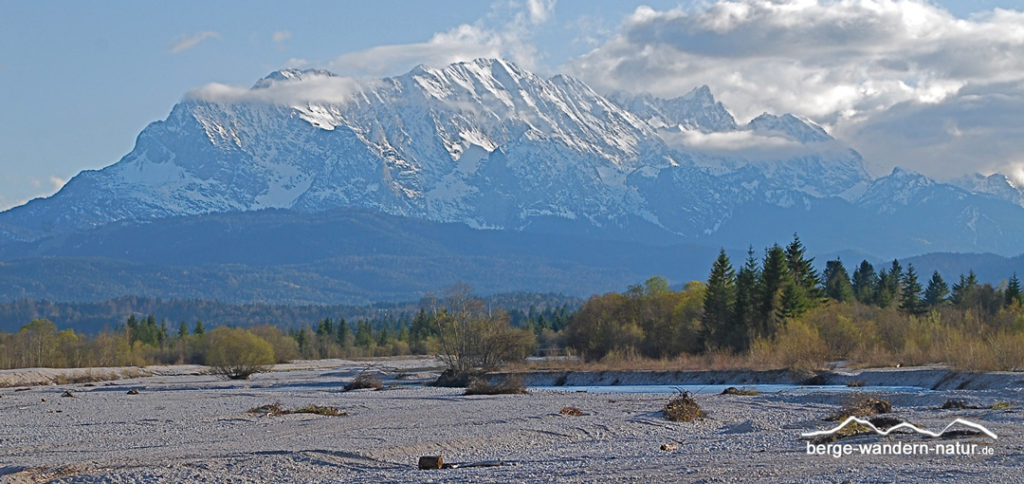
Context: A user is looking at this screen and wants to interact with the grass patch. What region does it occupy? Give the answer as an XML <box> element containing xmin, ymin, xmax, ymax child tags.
<box><xmin>248</xmin><ymin>402</ymin><xmax>347</xmax><ymax>417</ymax></box>
<box><xmin>433</xmin><ymin>369</ymin><xmax>481</xmax><ymax>387</ymax></box>
<box><xmin>721</xmin><ymin>386</ymin><xmax>759</xmax><ymax>396</ymax></box>
<box><xmin>938</xmin><ymin>398</ymin><xmax>980</xmax><ymax>410</ymax></box>
<box><xmin>663</xmin><ymin>392</ymin><xmax>706</xmax><ymax>422</ymax></box>
<box><xmin>345</xmin><ymin>372</ymin><xmax>384</xmax><ymax>391</ymax></box>
<box><xmin>465</xmin><ymin>376</ymin><xmax>528</xmax><ymax>395</ymax></box>
<box><xmin>991</xmin><ymin>401</ymin><xmax>1012</xmax><ymax>410</ymax></box>
<box><xmin>559</xmin><ymin>406</ymin><xmax>585</xmax><ymax>416</ymax></box>
<box><xmin>293</xmin><ymin>405</ymin><xmax>347</xmax><ymax>416</ymax></box>
<box><xmin>811</xmin><ymin>421</ymin><xmax>873</xmax><ymax>445</ymax></box>
<box><xmin>826</xmin><ymin>394</ymin><xmax>892</xmax><ymax>421</ymax></box>
<box><xmin>249</xmin><ymin>402</ymin><xmax>288</xmax><ymax>416</ymax></box>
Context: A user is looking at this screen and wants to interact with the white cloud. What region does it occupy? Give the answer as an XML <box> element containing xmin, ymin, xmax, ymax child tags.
<box><xmin>169</xmin><ymin>31</ymin><xmax>220</xmax><ymax>54</ymax></box>
<box><xmin>331</xmin><ymin>24</ymin><xmax>505</xmax><ymax>77</ymax></box>
<box><xmin>49</xmin><ymin>176</ymin><xmax>67</xmax><ymax>191</ymax></box>
<box><xmin>659</xmin><ymin>126</ymin><xmax>850</xmax><ymax>162</ymax></box>
<box><xmin>3</xmin><ymin>175</ymin><xmax>70</xmax><ymax>210</ymax></box>
<box><xmin>272</xmin><ymin>30</ymin><xmax>292</xmax><ymax>44</ymax></box>
<box><xmin>568</xmin><ymin>0</ymin><xmax>1024</xmax><ymax>180</ymax></box>
<box><xmin>186</xmin><ymin>71</ymin><xmax>370</xmax><ymax>106</ymax></box>
<box><xmin>283</xmin><ymin>58</ymin><xmax>309</xmax><ymax>68</ymax></box>
<box><xmin>526</xmin><ymin>0</ymin><xmax>556</xmax><ymax>25</ymax></box>
<box><xmin>0</xmin><ymin>195</ymin><xmax>28</xmax><ymax>211</ymax></box>
<box><xmin>329</xmin><ymin>0</ymin><xmax>555</xmax><ymax>77</ymax></box>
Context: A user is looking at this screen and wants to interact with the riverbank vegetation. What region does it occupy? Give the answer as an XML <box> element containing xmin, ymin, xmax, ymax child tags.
<box><xmin>2</xmin><ymin>235</ymin><xmax>1023</xmax><ymax>372</ymax></box>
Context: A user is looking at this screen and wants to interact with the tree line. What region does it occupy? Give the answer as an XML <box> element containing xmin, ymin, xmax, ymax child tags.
<box><xmin>4</xmin><ymin>237</ymin><xmax>1023</xmax><ymax>373</ymax></box>
<box><xmin>563</xmin><ymin>235</ymin><xmax>1024</xmax><ymax>371</ymax></box>
<box><xmin>0</xmin><ymin>295</ymin><xmax>566</xmax><ymax>371</ymax></box>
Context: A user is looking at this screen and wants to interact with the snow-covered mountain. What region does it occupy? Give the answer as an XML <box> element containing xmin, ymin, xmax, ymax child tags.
<box><xmin>951</xmin><ymin>173</ymin><xmax>1024</xmax><ymax>207</ymax></box>
<box><xmin>1</xmin><ymin>58</ymin><xmax>1022</xmax><ymax>258</ymax></box>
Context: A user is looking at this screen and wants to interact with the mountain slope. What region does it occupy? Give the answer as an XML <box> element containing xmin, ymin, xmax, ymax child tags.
<box><xmin>0</xmin><ymin>207</ymin><xmax>724</xmax><ymax>304</ymax></box>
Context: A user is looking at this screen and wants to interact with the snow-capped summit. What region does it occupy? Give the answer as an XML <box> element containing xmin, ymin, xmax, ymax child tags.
<box><xmin>253</xmin><ymin>68</ymin><xmax>338</xmax><ymax>88</ymax></box>
<box><xmin>746</xmin><ymin>113</ymin><xmax>832</xmax><ymax>143</ymax></box>
<box><xmin>952</xmin><ymin>173</ymin><xmax>1024</xmax><ymax>207</ymax></box>
<box><xmin>608</xmin><ymin>86</ymin><xmax>737</xmax><ymax>133</ymax></box>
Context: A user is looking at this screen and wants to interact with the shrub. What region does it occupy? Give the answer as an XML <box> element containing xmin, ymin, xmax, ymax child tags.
<box><xmin>293</xmin><ymin>405</ymin><xmax>347</xmax><ymax>416</ymax></box>
<box><xmin>433</xmin><ymin>284</ymin><xmax>537</xmax><ymax>379</ymax></box>
<box><xmin>827</xmin><ymin>394</ymin><xmax>892</xmax><ymax>421</ymax></box>
<box><xmin>249</xmin><ymin>402</ymin><xmax>346</xmax><ymax>417</ymax></box>
<box><xmin>345</xmin><ymin>372</ymin><xmax>384</xmax><ymax>391</ymax></box>
<box><xmin>204</xmin><ymin>327</ymin><xmax>275</xmax><ymax>380</ymax></box>
<box><xmin>810</xmin><ymin>421</ymin><xmax>872</xmax><ymax>444</ymax></box>
<box><xmin>939</xmin><ymin>399</ymin><xmax>977</xmax><ymax>410</ymax></box>
<box><xmin>773</xmin><ymin>318</ymin><xmax>828</xmax><ymax>371</ymax></box>
<box><xmin>464</xmin><ymin>376</ymin><xmax>527</xmax><ymax>395</ymax></box>
<box><xmin>247</xmin><ymin>325</ymin><xmax>300</xmax><ymax>363</ymax></box>
<box><xmin>433</xmin><ymin>368</ymin><xmax>479</xmax><ymax>387</ymax></box>
<box><xmin>249</xmin><ymin>402</ymin><xmax>288</xmax><ymax>416</ymax></box>
<box><xmin>560</xmin><ymin>406</ymin><xmax>585</xmax><ymax>416</ymax></box>
<box><xmin>721</xmin><ymin>387</ymin><xmax>759</xmax><ymax>396</ymax></box>
<box><xmin>663</xmin><ymin>392</ymin><xmax>706</xmax><ymax>422</ymax></box>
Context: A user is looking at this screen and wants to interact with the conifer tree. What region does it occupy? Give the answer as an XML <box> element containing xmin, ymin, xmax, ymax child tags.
<box><xmin>823</xmin><ymin>259</ymin><xmax>855</xmax><ymax>302</ymax></box>
<box><xmin>852</xmin><ymin>260</ymin><xmax>878</xmax><ymax>304</ymax></box>
<box><xmin>193</xmin><ymin>319</ymin><xmax>205</xmax><ymax>336</ymax></box>
<box><xmin>784</xmin><ymin>234</ymin><xmax>821</xmax><ymax>297</ymax></box>
<box><xmin>757</xmin><ymin>244</ymin><xmax>788</xmax><ymax>337</ymax></box>
<box><xmin>777</xmin><ymin>281</ymin><xmax>812</xmax><ymax>320</ymax></box>
<box><xmin>876</xmin><ymin>258</ymin><xmax>901</xmax><ymax>302</ymax></box>
<box><xmin>177</xmin><ymin>321</ymin><xmax>189</xmax><ymax>339</ymax></box>
<box><xmin>923</xmin><ymin>271</ymin><xmax>949</xmax><ymax>307</ymax></box>
<box><xmin>875</xmin><ymin>268</ymin><xmax>895</xmax><ymax>308</ymax></box>
<box><xmin>950</xmin><ymin>271</ymin><xmax>979</xmax><ymax>307</ymax></box>
<box><xmin>126</xmin><ymin>314</ymin><xmax>139</xmax><ymax>341</ymax></box>
<box><xmin>702</xmin><ymin>249</ymin><xmax>736</xmax><ymax>350</ymax></box>
<box><xmin>158</xmin><ymin>319</ymin><xmax>169</xmax><ymax>347</ymax></box>
<box><xmin>1005</xmin><ymin>273</ymin><xmax>1022</xmax><ymax>307</ymax></box>
<box><xmin>731</xmin><ymin>247</ymin><xmax>759</xmax><ymax>351</ymax></box>
<box><xmin>376</xmin><ymin>325</ymin><xmax>390</xmax><ymax>347</ymax></box>
<box><xmin>899</xmin><ymin>264</ymin><xmax>925</xmax><ymax>316</ymax></box>
<box><xmin>336</xmin><ymin>318</ymin><xmax>351</xmax><ymax>348</ymax></box>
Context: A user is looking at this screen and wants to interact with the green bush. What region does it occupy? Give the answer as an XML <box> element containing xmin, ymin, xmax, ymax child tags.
<box><xmin>204</xmin><ymin>327</ymin><xmax>275</xmax><ymax>380</ymax></box>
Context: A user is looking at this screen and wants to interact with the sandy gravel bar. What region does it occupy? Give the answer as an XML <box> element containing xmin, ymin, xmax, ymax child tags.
<box><xmin>1</xmin><ymin>361</ymin><xmax>1021</xmax><ymax>483</ymax></box>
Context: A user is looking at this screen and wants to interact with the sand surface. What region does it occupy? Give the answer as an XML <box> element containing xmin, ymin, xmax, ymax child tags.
<box><xmin>1</xmin><ymin>359</ymin><xmax>1021</xmax><ymax>483</ymax></box>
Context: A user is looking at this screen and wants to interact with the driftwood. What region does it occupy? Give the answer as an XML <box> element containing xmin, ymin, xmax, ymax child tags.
<box><xmin>418</xmin><ymin>455</ymin><xmax>508</xmax><ymax>470</ymax></box>
<box><xmin>418</xmin><ymin>456</ymin><xmax>443</xmax><ymax>470</ymax></box>
<box><xmin>660</xmin><ymin>443</ymin><xmax>679</xmax><ymax>451</ymax></box>
<box><xmin>446</xmin><ymin>460</ymin><xmax>506</xmax><ymax>469</ymax></box>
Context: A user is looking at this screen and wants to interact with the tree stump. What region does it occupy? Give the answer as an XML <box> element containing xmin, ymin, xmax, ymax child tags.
<box><xmin>418</xmin><ymin>455</ymin><xmax>443</xmax><ymax>470</ymax></box>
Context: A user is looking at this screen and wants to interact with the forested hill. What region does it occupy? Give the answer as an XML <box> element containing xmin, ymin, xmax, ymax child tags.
<box><xmin>0</xmin><ymin>293</ymin><xmax>581</xmax><ymax>334</ymax></box>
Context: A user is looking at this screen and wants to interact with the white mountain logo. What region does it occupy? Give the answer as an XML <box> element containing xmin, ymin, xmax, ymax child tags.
<box><xmin>801</xmin><ymin>416</ymin><xmax>998</xmax><ymax>440</ymax></box>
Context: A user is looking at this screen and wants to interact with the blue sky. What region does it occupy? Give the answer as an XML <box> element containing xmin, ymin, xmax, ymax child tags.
<box><xmin>2</xmin><ymin>0</ymin><xmax>1023</xmax><ymax>209</ymax></box>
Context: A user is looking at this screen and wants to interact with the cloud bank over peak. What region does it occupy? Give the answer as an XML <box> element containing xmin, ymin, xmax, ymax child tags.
<box><xmin>328</xmin><ymin>0</ymin><xmax>557</xmax><ymax>77</ymax></box>
<box><xmin>569</xmin><ymin>0</ymin><xmax>1024</xmax><ymax>180</ymax></box>
<box><xmin>185</xmin><ymin>70</ymin><xmax>370</xmax><ymax>106</ymax></box>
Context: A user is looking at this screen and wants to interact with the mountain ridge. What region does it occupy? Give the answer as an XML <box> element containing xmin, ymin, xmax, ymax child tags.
<box><xmin>2</xmin><ymin>58</ymin><xmax>1022</xmax><ymax>263</ymax></box>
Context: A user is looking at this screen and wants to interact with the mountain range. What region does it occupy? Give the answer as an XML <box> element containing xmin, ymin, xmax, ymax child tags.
<box><xmin>1</xmin><ymin>58</ymin><xmax>1022</xmax><ymax>304</ymax></box>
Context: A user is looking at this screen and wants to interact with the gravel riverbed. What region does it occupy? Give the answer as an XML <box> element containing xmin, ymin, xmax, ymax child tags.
<box><xmin>1</xmin><ymin>359</ymin><xmax>1021</xmax><ymax>483</ymax></box>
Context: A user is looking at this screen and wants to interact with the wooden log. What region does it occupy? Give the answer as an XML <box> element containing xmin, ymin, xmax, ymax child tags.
<box><xmin>418</xmin><ymin>455</ymin><xmax>443</xmax><ymax>470</ymax></box>
<box><xmin>660</xmin><ymin>443</ymin><xmax>679</xmax><ymax>451</ymax></box>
